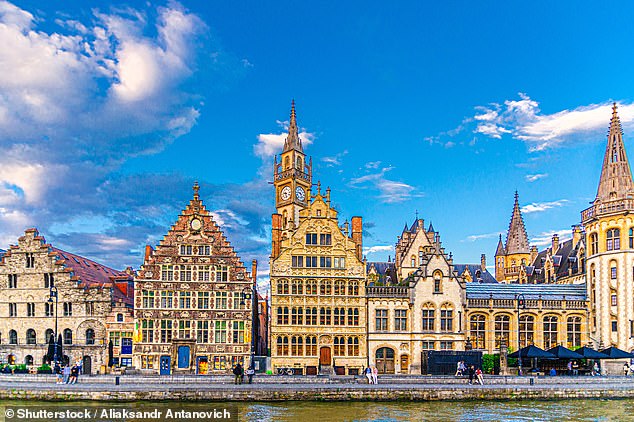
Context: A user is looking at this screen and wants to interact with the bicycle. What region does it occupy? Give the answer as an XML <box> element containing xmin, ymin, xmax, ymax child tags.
<box><xmin>276</xmin><ymin>367</ymin><xmax>294</xmax><ymax>376</ymax></box>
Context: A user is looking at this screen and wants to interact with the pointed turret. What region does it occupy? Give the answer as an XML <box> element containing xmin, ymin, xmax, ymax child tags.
<box><xmin>495</xmin><ymin>234</ymin><xmax>505</xmax><ymax>255</ymax></box>
<box><xmin>427</xmin><ymin>221</ymin><xmax>435</xmax><ymax>233</ymax></box>
<box><xmin>505</xmin><ymin>191</ymin><xmax>530</xmax><ymax>254</ymax></box>
<box><xmin>595</xmin><ymin>103</ymin><xmax>634</xmax><ymax>203</ymax></box>
<box><xmin>282</xmin><ymin>99</ymin><xmax>303</xmax><ymax>153</ymax></box>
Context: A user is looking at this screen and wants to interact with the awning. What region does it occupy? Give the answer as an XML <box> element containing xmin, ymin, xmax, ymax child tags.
<box><xmin>508</xmin><ymin>345</ymin><xmax>556</xmax><ymax>359</ymax></box>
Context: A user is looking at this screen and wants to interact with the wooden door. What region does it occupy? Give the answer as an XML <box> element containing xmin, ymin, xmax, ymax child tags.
<box><xmin>319</xmin><ymin>346</ymin><xmax>331</xmax><ymax>365</ymax></box>
<box><xmin>400</xmin><ymin>355</ymin><xmax>409</xmax><ymax>374</ymax></box>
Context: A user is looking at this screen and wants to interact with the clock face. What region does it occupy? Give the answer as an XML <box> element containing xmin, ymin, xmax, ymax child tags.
<box><xmin>295</xmin><ymin>186</ymin><xmax>305</xmax><ymax>201</ymax></box>
<box><xmin>280</xmin><ymin>186</ymin><xmax>292</xmax><ymax>201</ymax></box>
<box><xmin>190</xmin><ymin>218</ymin><xmax>202</xmax><ymax>231</ymax></box>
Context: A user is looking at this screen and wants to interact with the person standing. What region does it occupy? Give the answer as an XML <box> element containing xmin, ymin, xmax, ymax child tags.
<box><xmin>372</xmin><ymin>366</ymin><xmax>378</xmax><ymax>385</ymax></box>
<box><xmin>63</xmin><ymin>365</ymin><xmax>71</xmax><ymax>384</ymax></box>
<box><xmin>592</xmin><ymin>362</ymin><xmax>600</xmax><ymax>376</ymax></box>
<box><xmin>476</xmin><ymin>367</ymin><xmax>484</xmax><ymax>385</ymax></box>
<box><xmin>233</xmin><ymin>363</ymin><xmax>243</xmax><ymax>385</ymax></box>
<box><xmin>572</xmin><ymin>360</ymin><xmax>579</xmax><ymax>376</ymax></box>
<box><xmin>246</xmin><ymin>366</ymin><xmax>255</xmax><ymax>384</ymax></box>
<box><xmin>54</xmin><ymin>363</ymin><xmax>62</xmax><ymax>384</ymax></box>
<box><xmin>68</xmin><ymin>364</ymin><xmax>79</xmax><ymax>384</ymax></box>
<box><xmin>364</xmin><ymin>366</ymin><xmax>373</xmax><ymax>384</ymax></box>
<box><xmin>468</xmin><ymin>365</ymin><xmax>475</xmax><ymax>385</ymax></box>
<box><xmin>567</xmin><ymin>360</ymin><xmax>573</xmax><ymax>376</ymax></box>
<box><xmin>624</xmin><ymin>362</ymin><xmax>630</xmax><ymax>376</ymax></box>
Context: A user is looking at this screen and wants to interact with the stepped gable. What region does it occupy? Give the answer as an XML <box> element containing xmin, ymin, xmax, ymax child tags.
<box><xmin>139</xmin><ymin>183</ymin><xmax>249</xmax><ymax>279</ymax></box>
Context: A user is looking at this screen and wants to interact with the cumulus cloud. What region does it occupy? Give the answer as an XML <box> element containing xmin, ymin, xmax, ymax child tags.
<box><xmin>428</xmin><ymin>93</ymin><xmax>634</xmax><ymax>151</ymax></box>
<box><xmin>520</xmin><ymin>199</ymin><xmax>569</xmax><ymax>214</ymax></box>
<box><xmin>349</xmin><ymin>166</ymin><xmax>422</xmax><ymax>204</ymax></box>
<box><xmin>363</xmin><ymin>245</ymin><xmax>394</xmax><ymax>255</ymax></box>
<box><xmin>0</xmin><ymin>1</ymin><xmax>214</xmax><ymax>267</ymax></box>
<box><xmin>254</xmin><ymin>119</ymin><xmax>315</xmax><ymax>159</ymax></box>
<box><xmin>322</xmin><ymin>150</ymin><xmax>348</xmax><ymax>167</ymax></box>
<box><xmin>530</xmin><ymin>229</ymin><xmax>573</xmax><ymax>248</ymax></box>
<box><xmin>462</xmin><ymin>232</ymin><xmax>504</xmax><ymax>242</ymax></box>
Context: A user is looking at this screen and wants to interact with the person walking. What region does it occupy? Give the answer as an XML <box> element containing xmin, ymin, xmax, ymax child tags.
<box><xmin>592</xmin><ymin>361</ymin><xmax>600</xmax><ymax>376</ymax></box>
<box><xmin>364</xmin><ymin>366</ymin><xmax>373</xmax><ymax>384</ymax></box>
<box><xmin>572</xmin><ymin>360</ymin><xmax>579</xmax><ymax>376</ymax></box>
<box><xmin>476</xmin><ymin>367</ymin><xmax>484</xmax><ymax>385</ymax></box>
<box><xmin>372</xmin><ymin>366</ymin><xmax>378</xmax><ymax>385</ymax></box>
<box><xmin>567</xmin><ymin>360</ymin><xmax>573</xmax><ymax>376</ymax></box>
<box><xmin>63</xmin><ymin>365</ymin><xmax>71</xmax><ymax>384</ymax></box>
<box><xmin>455</xmin><ymin>361</ymin><xmax>463</xmax><ymax>376</ymax></box>
<box><xmin>624</xmin><ymin>362</ymin><xmax>630</xmax><ymax>376</ymax></box>
<box><xmin>246</xmin><ymin>366</ymin><xmax>255</xmax><ymax>384</ymax></box>
<box><xmin>468</xmin><ymin>365</ymin><xmax>475</xmax><ymax>385</ymax></box>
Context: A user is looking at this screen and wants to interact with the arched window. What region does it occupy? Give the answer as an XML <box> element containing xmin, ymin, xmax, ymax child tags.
<box><xmin>25</xmin><ymin>355</ymin><xmax>33</xmax><ymax>365</ymax></box>
<box><xmin>630</xmin><ymin>228</ymin><xmax>634</xmax><ymax>249</ymax></box>
<box><xmin>63</xmin><ymin>329</ymin><xmax>73</xmax><ymax>345</ymax></box>
<box><xmin>411</xmin><ymin>256</ymin><xmax>416</xmax><ymax>267</ymax></box>
<box><xmin>9</xmin><ymin>330</ymin><xmax>17</xmax><ymax>345</ymax></box>
<box><xmin>334</xmin><ymin>281</ymin><xmax>345</xmax><ymax>295</ymax></box>
<box><xmin>607</xmin><ymin>228</ymin><xmax>620</xmax><ymax>251</ymax></box>
<box><xmin>291</xmin><ymin>280</ymin><xmax>303</xmax><ymax>295</ymax></box>
<box><xmin>590</xmin><ymin>233</ymin><xmax>598</xmax><ymax>255</ymax></box>
<box><xmin>567</xmin><ymin>316</ymin><xmax>582</xmax><ymax>349</ymax></box>
<box><xmin>86</xmin><ymin>329</ymin><xmax>95</xmax><ymax>345</ymax></box>
<box><xmin>296</xmin><ymin>157</ymin><xmax>303</xmax><ymax>170</ymax></box>
<box><xmin>307</xmin><ymin>280</ymin><xmax>317</xmax><ymax>295</ymax></box>
<box><xmin>117</xmin><ymin>313</ymin><xmax>124</xmax><ymax>322</ymax></box>
<box><xmin>348</xmin><ymin>337</ymin><xmax>359</xmax><ymax>356</ymax></box>
<box><xmin>543</xmin><ymin>316</ymin><xmax>558</xmax><ymax>349</ymax></box>
<box><xmin>422</xmin><ymin>303</ymin><xmax>435</xmax><ymax>331</ymax></box>
<box><xmin>494</xmin><ymin>315</ymin><xmax>510</xmax><ymax>350</ymax></box>
<box><xmin>440</xmin><ymin>303</ymin><xmax>453</xmax><ymax>332</ymax></box>
<box><xmin>469</xmin><ymin>315</ymin><xmax>486</xmax><ymax>349</ymax></box>
<box><xmin>348</xmin><ymin>281</ymin><xmax>359</xmax><ymax>296</ymax></box>
<box><xmin>278</xmin><ymin>279</ymin><xmax>289</xmax><ymax>295</ymax></box>
<box><xmin>45</xmin><ymin>328</ymin><xmax>54</xmax><ymax>342</ymax></box>
<box><xmin>610</xmin><ymin>260</ymin><xmax>617</xmax><ymax>280</ymax></box>
<box><xmin>284</xmin><ymin>156</ymin><xmax>290</xmax><ymax>169</ymax></box>
<box><xmin>26</xmin><ymin>329</ymin><xmax>36</xmax><ymax>345</ymax></box>
<box><xmin>291</xmin><ymin>307</ymin><xmax>303</xmax><ymax>325</ymax></box>
<box><xmin>519</xmin><ymin>315</ymin><xmax>535</xmax><ymax>348</ymax></box>
<box><xmin>433</xmin><ymin>271</ymin><xmax>442</xmax><ymax>293</ymax></box>
<box><xmin>276</xmin><ymin>336</ymin><xmax>289</xmax><ymax>356</ymax></box>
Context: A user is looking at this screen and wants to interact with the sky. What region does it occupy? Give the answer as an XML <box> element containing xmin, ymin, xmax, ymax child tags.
<box><xmin>2</xmin><ymin>1</ymin><xmax>634</xmax><ymax>292</ymax></box>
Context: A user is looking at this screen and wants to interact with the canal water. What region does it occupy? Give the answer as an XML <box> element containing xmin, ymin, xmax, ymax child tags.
<box><xmin>1</xmin><ymin>399</ymin><xmax>633</xmax><ymax>421</ymax></box>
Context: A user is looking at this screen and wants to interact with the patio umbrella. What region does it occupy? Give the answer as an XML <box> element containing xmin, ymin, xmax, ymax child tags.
<box><xmin>546</xmin><ymin>346</ymin><xmax>584</xmax><ymax>360</ymax></box>
<box><xmin>600</xmin><ymin>347</ymin><xmax>634</xmax><ymax>359</ymax></box>
<box><xmin>108</xmin><ymin>340</ymin><xmax>114</xmax><ymax>367</ymax></box>
<box><xmin>508</xmin><ymin>345</ymin><xmax>556</xmax><ymax>359</ymax></box>
<box><xmin>576</xmin><ymin>346</ymin><xmax>609</xmax><ymax>359</ymax></box>
<box><xmin>46</xmin><ymin>334</ymin><xmax>55</xmax><ymax>363</ymax></box>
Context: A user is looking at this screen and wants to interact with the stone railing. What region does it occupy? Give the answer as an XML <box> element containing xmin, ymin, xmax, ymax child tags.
<box><xmin>366</xmin><ymin>285</ymin><xmax>409</xmax><ymax>298</ymax></box>
<box><xmin>582</xmin><ymin>198</ymin><xmax>634</xmax><ymax>222</ymax></box>
<box><xmin>467</xmin><ymin>298</ymin><xmax>587</xmax><ymax>310</ymax></box>
<box><xmin>275</xmin><ymin>168</ymin><xmax>311</xmax><ymax>182</ymax></box>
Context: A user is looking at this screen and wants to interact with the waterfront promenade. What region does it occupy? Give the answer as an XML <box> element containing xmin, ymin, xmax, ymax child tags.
<box><xmin>2</xmin><ymin>374</ymin><xmax>634</xmax><ymax>402</ymax></box>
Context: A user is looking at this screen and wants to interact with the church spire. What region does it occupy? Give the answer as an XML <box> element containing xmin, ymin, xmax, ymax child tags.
<box><xmin>505</xmin><ymin>191</ymin><xmax>530</xmax><ymax>254</ymax></box>
<box><xmin>283</xmin><ymin>99</ymin><xmax>303</xmax><ymax>153</ymax></box>
<box><xmin>595</xmin><ymin>102</ymin><xmax>634</xmax><ymax>203</ymax></box>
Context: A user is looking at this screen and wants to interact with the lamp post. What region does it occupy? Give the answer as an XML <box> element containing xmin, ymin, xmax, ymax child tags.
<box><xmin>516</xmin><ymin>293</ymin><xmax>526</xmax><ymax>375</ymax></box>
<box><xmin>48</xmin><ymin>285</ymin><xmax>59</xmax><ymax>365</ymax></box>
<box><xmin>240</xmin><ymin>286</ymin><xmax>256</xmax><ymax>367</ymax></box>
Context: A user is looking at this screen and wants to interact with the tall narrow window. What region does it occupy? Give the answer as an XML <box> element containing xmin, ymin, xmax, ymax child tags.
<box><xmin>63</xmin><ymin>328</ymin><xmax>73</xmax><ymax>345</ymax></box>
<box><xmin>25</xmin><ymin>253</ymin><xmax>35</xmax><ymax>268</ymax></box>
<box><xmin>590</xmin><ymin>233</ymin><xmax>598</xmax><ymax>255</ymax></box>
<box><xmin>85</xmin><ymin>329</ymin><xmax>95</xmax><ymax>345</ymax></box>
<box><xmin>44</xmin><ymin>273</ymin><xmax>54</xmax><ymax>288</ymax></box>
<box><xmin>440</xmin><ymin>304</ymin><xmax>453</xmax><ymax>332</ymax></box>
<box><xmin>494</xmin><ymin>314</ymin><xmax>510</xmax><ymax>349</ymax></box>
<box><xmin>470</xmin><ymin>315</ymin><xmax>486</xmax><ymax>349</ymax></box>
<box><xmin>519</xmin><ymin>315</ymin><xmax>534</xmax><ymax>348</ymax></box>
<box><xmin>395</xmin><ymin>309</ymin><xmax>407</xmax><ymax>331</ymax></box>
<box><xmin>26</xmin><ymin>303</ymin><xmax>35</xmax><ymax>317</ymax></box>
<box><xmin>566</xmin><ymin>316</ymin><xmax>581</xmax><ymax>348</ymax></box>
<box><xmin>161</xmin><ymin>320</ymin><xmax>173</xmax><ymax>343</ymax></box>
<box><xmin>26</xmin><ymin>329</ymin><xmax>36</xmax><ymax>345</ymax></box>
<box><xmin>630</xmin><ymin>228</ymin><xmax>634</xmax><ymax>249</ymax></box>
<box><xmin>543</xmin><ymin>316</ymin><xmax>558</xmax><ymax>349</ymax></box>
<box><xmin>8</xmin><ymin>274</ymin><xmax>17</xmax><ymax>289</ymax></box>
<box><xmin>197</xmin><ymin>321</ymin><xmax>209</xmax><ymax>343</ymax></box>
<box><xmin>422</xmin><ymin>303</ymin><xmax>435</xmax><ymax>331</ymax></box>
<box><xmin>433</xmin><ymin>271</ymin><xmax>442</xmax><ymax>293</ymax></box>
<box><xmin>63</xmin><ymin>302</ymin><xmax>72</xmax><ymax>316</ymax></box>
<box><xmin>607</xmin><ymin>228</ymin><xmax>621</xmax><ymax>251</ymax></box>
<box><xmin>375</xmin><ymin>309</ymin><xmax>388</xmax><ymax>331</ymax></box>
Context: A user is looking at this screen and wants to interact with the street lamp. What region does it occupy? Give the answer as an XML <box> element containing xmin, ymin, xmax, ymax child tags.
<box><xmin>47</xmin><ymin>285</ymin><xmax>59</xmax><ymax>365</ymax></box>
<box><xmin>516</xmin><ymin>293</ymin><xmax>526</xmax><ymax>375</ymax></box>
<box><xmin>240</xmin><ymin>286</ymin><xmax>257</xmax><ymax>367</ymax></box>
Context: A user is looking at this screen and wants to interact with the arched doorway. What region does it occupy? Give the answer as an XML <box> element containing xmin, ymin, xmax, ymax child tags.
<box><xmin>25</xmin><ymin>355</ymin><xmax>33</xmax><ymax>365</ymax></box>
<box><xmin>82</xmin><ymin>356</ymin><xmax>92</xmax><ymax>375</ymax></box>
<box><xmin>400</xmin><ymin>355</ymin><xmax>409</xmax><ymax>374</ymax></box>
<box><xmin>376</xmin><ymin>347</ymin><xmax>395</xmax><ymax>374</ymax></box>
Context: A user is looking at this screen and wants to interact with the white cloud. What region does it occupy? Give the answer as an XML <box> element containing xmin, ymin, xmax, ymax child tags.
<box><xmin>322</xmin><ymin>150</ymin><xmax>348</xmax><ymax>167</ymax></box>
<box><xmin>526</xmin><ymin>173</ymin><xmax>548</xmax><ymax>182</ymax></box>
<box><xmin>530</xmin><ymin>229</ymin><xmax>572</xmax><ymax>248</ymax></box>
<box><xmin>521</xmin><ymin>199</ymin><xmax>569</xmax><ymax>214</ymax></box>
<box><xmin>429</xmin><ymin>93</ymin><xmax>634</xmax><ymax>151</ymax></box>
<box><xmin>254</xmin><ymin>120</ymin><xmax>315</xmax><ymax>159</ymax></box>
<box><xmin>462</xmin><ymin>232</ymin><xmax>503</xmax><ymax>242</ymax></box>
<box><xmin>349</xmin><ymin>166</ymin><xmax>422</xmax><ymax>203</ymax></box>
<box><xmin>363</xmin><ymin>245</ymin><xmax>394</xmax><ymax>255</ymax></box>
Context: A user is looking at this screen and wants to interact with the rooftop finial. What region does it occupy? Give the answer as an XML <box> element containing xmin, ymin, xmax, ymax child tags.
<box><xmin>613</xmin><ymin>102</ymin><xmax>618</xmax><ymax>117</ymax></box>
<box><xmin>193</xmin><ymin>181</ymin><xmax>200</xmax><ymax>199</ymax></box>
<box><xmin>283</xmin><ymin>99</ymin><xmax>303</xmax><ymax>153</ymax></box>
<box><xmin>415</xmin><ymin>209</ymin><xmax>419</xmax><ymax>220</ymax></box>
<box><xmin>317</xmin><ymin>181</ymin><xmax>321</xmax><ymax>195</ymax></box>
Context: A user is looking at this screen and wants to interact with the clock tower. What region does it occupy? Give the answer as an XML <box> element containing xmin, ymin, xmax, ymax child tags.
<box><xmin>273</xmin><ymin>100</ymin><xmax>312</xmax><ymax>231</ymax></box>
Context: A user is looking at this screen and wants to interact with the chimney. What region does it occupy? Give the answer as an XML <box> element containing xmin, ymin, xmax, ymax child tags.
<box><xmin>351</xmin><ymin>216</ymin><xmax>363</xmax><ymax>261</ymax></box>
<box><xmin>552</xmin><ymin>234</ymin><xmax>559</xmax><ymax>253</ymax></box>
<box><xmin>271</xmin><ymin>214</ymin><xmax>283</xmax><ymax>259</ymax></box>
<box><xmin>251</xmin><ymin>259</ymin><xmax>258</xmax><ymax>290</ymax></box>
<box><xmin>480</xmin><ymin>254</ymin><xmax>486</xmax><ymax>272</ymax></box>
<box><xmin>529</xmin><ymin>246</ymin><xmax>538</xmax><ymax>265</ymax></box>
<box><xmin>144</xmin><ymin>245</ymin><xmax>153</xmax><ymax>263</ymax></box>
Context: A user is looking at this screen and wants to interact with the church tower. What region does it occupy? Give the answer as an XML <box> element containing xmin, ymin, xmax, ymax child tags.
<box><xmin>495</xmin><ymin>192</ymin><xmax>531</xmax><ymax>283</ymax></box>
<box><xmin>273</xmin><ymin>100</ymin><xmax>312</xmax><ymax>234</ymax></box>
<box><xmin>582</xmin><ymin>103</ymin><xmax>634</xmax><ymax>351</ymax></box>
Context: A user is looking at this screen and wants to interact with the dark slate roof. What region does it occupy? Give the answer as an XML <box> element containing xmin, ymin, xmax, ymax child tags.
<box><xmin>466</xmin><ymin>282</ymin><xmax>587</xmax><ymax>301</ymax></box>
<box><xmin>454</xmin><ymin>264</ymin><xmax>497</xmax><ymax>283</ymax></box>
<box><xmin>0</xmin><ymin>249</ymin><xmax>5</xmax><ymax>260</ymax></box>
<box><xmin>366</xmin><ymin>261</ymin><xmax>399</xmax><ymax>284</ymax></box>
<box><xmin>528</xmin><ymin>238</ymin><xmax>581</xmax><ymax>283</ymax></box>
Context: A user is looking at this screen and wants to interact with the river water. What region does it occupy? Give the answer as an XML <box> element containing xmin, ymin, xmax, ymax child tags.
<box><xmin>1</xmin><ymin>399</ymin><xmax>633</xmax><ymax>421</ymax></box>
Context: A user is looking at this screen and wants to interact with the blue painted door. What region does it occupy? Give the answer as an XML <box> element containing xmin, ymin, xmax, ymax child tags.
<box><xmin>159</xmin><ymin>355</ymin><xmax>171</xmax><ymax>375</ymax></box>
<box><xmin>177</xmin><ymin>346</ymin><xmax>190</xmax><ymax>369</ymax></box>
<box><xmin>121</xmin><ymin>338</ymin><xmax>132</xmax><ymax>355</ymax></box>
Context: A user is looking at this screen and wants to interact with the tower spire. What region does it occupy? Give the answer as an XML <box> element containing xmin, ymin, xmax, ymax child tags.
<box><xmin>595</xmin><ymin>102</ymin><xmax>634</xmax><ymax>203</ymax></box>
<box><xmin>505</xmin><ymin>191</ymin><xmax>530</xmax><ymax>254</ymax></box>
<box><xmin>283</xmin><ymin>99</ymin><xmax>303</xmax><ymax>152</ymax></box>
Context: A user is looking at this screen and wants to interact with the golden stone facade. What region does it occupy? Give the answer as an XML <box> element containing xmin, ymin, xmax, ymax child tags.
<box><xmin>133</xmin><ymin>184</ymin><xmax>256</xmax><ymax>374</ymax></box>
<box><xmin>270</xmin><ymin>104</ymin><xmax>367</xmax><ymax>375</ymax></box>
<box><xmin>0</xmin><ymin>228</ymin><xmax>133</xmax><ymax>373</ymax></box>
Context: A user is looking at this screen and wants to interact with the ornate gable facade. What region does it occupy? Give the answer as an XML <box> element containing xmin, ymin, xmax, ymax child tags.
<box><xmin>133</xmin><ymin>183</ymin><xmax>255</xmax><ymax>374</ymax></box>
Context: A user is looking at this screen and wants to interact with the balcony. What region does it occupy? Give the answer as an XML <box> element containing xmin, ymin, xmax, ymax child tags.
<box><xmin>581</xmin><ymin>198</ymin><xmax>634</xmax><ymax>223</ymax></box>
<box><xmin>274</xmin><ymin>168</ymin><xmax>311</xmax><ymax>182</ymax></box>
<box><xmin>367</xmin><ymin>285</ymin><xmax>409</xmax><ymax>298</ymax></box>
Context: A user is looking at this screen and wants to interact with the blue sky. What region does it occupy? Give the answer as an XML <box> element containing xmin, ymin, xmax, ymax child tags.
<box><xmin>2</xmin><ymin>1</ymin><xmax>634</xmax><ymax>290</ymax></box>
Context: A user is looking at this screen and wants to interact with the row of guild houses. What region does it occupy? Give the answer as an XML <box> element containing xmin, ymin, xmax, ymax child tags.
<box><xmin>0</xmin><ymin>102</ymin><xmax>632</xmax><ymax>375</ymax></box>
